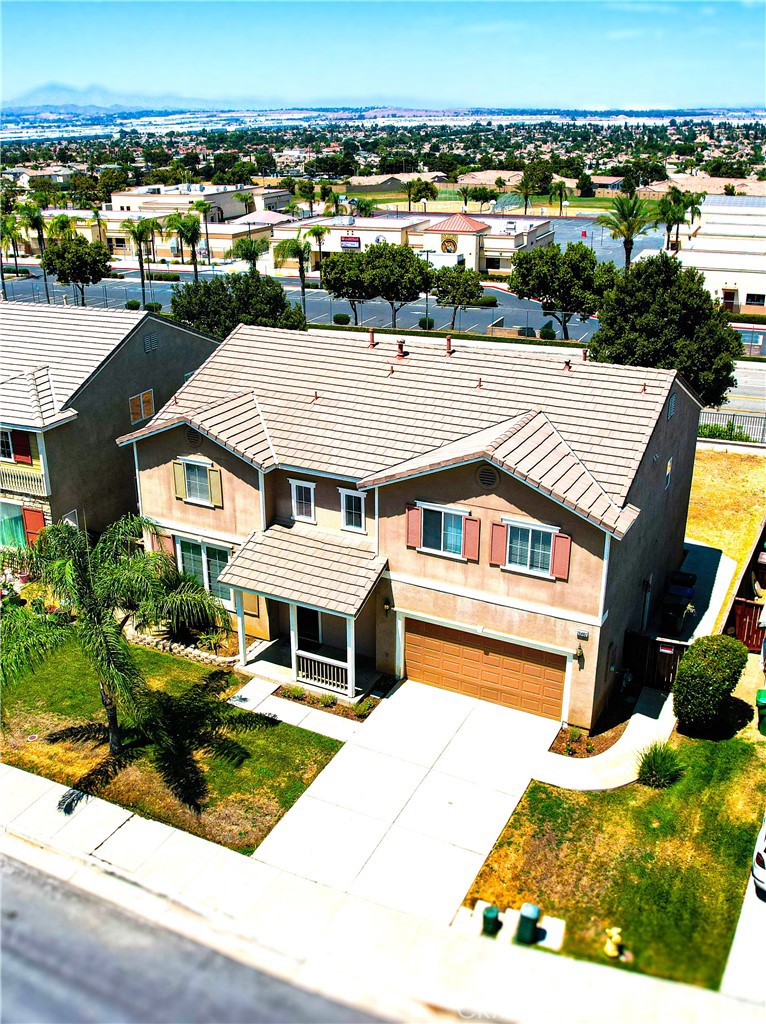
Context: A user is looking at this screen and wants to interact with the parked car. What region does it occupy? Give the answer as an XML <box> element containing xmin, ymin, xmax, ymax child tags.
<box><xmin>753</xmin><ymin>812</ymin><xmax>766</xmax><ymax>894</ymax></box>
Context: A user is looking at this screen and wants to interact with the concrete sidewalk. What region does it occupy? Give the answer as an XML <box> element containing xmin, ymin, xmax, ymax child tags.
<box><xmin>720</xmin><ymin>879</ymin><xmax>766</xmax><ymax>1008</ymax></box>
<box><xmin>2</xmin><ymin>762</ymin><xmax>759</xmax><ymax>1024</ymax></box>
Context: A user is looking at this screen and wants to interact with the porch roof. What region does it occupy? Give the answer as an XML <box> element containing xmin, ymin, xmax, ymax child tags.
<box><xmin>218</xmin><ymin>522</ymin><xmax>387</xmax><ymax>617</ymax></box>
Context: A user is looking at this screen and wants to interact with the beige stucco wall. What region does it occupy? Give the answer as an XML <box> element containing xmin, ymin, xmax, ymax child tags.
<box><xmin>267</xmin><ymin>468</ymin><xmax>373</xmax><ymax>544</ymax></box>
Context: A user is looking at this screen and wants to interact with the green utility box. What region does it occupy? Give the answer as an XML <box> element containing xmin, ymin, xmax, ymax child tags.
<box><xmin>756</xmin><ymin>690</ymin><xmax>766</xmax><ymax>737</ymax></box>
<box><xmin>482</xmin><ymin>905</ymin><xmax>501</xmax><ymax>937</ymax></box>
<box><xmin>515</xmin><ymin>903</ymin><xmax>540</xmax><ymax>945</ymax></box>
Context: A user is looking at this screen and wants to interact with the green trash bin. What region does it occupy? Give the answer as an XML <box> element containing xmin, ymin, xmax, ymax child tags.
<box><xmin>515</xmin><ymin>902</ymin><xmax>540</xmax><ymax>945</ymax></box>
<box><xmin>756</xmin><ymin>690</ymin><xmax>766</xmax><ymax>737</ymax></box>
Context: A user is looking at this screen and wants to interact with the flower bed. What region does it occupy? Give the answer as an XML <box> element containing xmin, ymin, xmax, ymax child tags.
<box><xmin>274</xmin><ymin>684</ymin><xmax>379</xmax><ymax>720</ymax></box>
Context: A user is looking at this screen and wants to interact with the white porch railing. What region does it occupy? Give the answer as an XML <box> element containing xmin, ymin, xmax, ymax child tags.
<box><xmin>296</xmin><ymin>649</ymin><xmax>349</xmax><ymax>692</ymax></box>
<box><xmin>0</xmin><ymin>465</ymin><xmax>47</xmax><ymax>497</ymax></box>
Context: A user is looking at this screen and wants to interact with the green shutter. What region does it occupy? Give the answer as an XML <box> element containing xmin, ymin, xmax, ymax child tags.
<box><xmin>172</xmin><ymin>461</ymin><xmax>186</xmax><ymax>500</ymax></box>
<box><xmin>208</xmin><ymin>468</ymin><xmax>223</xmax><ymax>508</ymax></box>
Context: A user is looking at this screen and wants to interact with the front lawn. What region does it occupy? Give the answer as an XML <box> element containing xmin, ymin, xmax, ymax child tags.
<box><xmin>466</xmin><ymin>724</ymin><xmax>766</xmax><ymax>989</ymax></box>
<box><xmin>1</xmin><ymin>644</ymin><xmax>340</xmax><ymax>855</ymax></box>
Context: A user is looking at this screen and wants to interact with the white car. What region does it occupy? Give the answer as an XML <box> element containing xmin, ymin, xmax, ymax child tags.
<box><xmin>753</xmin><ymin>813</ymin><xmax>766</xmax><ymax>894</ymax></box>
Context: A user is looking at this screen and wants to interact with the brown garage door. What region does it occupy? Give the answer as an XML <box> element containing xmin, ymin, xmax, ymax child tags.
<box><xmin>404</xmin><ymin>618</ymin><xmax>566</xmax><ymax>720</ymax></box>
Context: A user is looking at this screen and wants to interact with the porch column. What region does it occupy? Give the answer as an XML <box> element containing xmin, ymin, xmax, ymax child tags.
<box><xmin>289</xmin><ymin>603</ymin><xmax>298</xmax><ymax>679</ymax></box>
<box><xmin>235</xmin><ymin>590</ymin><xmax>247</xmax><ymax>668</ymax></box>
<box><xmin>346</xmin><ymin>617</ymin><xmax>355</xmax><ymax>698</ymax></box>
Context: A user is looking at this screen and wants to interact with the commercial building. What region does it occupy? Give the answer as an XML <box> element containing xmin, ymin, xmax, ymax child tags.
<box><xmin>106</xmin><ymin>183</ymin><xmax>290</xmax><ymax>221</ymax></box>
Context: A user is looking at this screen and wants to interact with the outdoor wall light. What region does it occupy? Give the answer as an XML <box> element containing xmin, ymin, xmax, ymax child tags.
<box><xmin>383</xmin><ymin>598</ymin><xmax>392</xmax><ymax>616</ymax></box>
<box><xmin>575</xmin><ymin>643</ymin><xmax>584</xmax><ymax>660</ymax></box>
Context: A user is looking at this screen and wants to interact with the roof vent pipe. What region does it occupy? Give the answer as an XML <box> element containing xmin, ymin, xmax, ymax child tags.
<box><xmin>582</xmin><ymin>348</ymin><xmax>588</xmax><ymax>362</ymax></box>
<box><xmin>396</xmin><ymin>339</ymin><xmax>405</xmax><ymax>360</ymax></box>
<box><xmin>369</xmin><ymin>328</ymin><xmax>376</xmax><ymax>348</ymax></box>
<box><xmin>563</xmin><ymin>359</ymin><xmax>572</xmax><ymax>371</ymax></box>
<box><xmin>446</xmin><ymin>334</ymin><xmax>453</xmax><ymax>357</ymax></box>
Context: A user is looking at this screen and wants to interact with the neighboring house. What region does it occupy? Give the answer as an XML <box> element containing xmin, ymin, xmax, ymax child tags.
<box><xmin>0</xmin><ymin>305</ymin><xmax>217</xmax><ymax>542</ymax></box>
<box><xmin>119</xmin><ymin>327</ymin><xmax>700</xmax><ymax>730</ymax></box>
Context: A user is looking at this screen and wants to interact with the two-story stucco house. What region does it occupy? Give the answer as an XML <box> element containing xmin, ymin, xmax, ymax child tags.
<box><xmin>119</xmin><ymin>326</ymin><xmax>700</xmax><ymax>730</ymax></box>
<box><xmin>0</xmin><ymin>305</ymin><xmax>217</xmax><ymax>542</ymax></box>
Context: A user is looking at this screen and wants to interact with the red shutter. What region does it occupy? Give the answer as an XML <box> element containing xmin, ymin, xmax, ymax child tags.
<box><xmin>11</xmin><ymin>431</ymin><xmax>32</xmax><ymax>465</ymax></box>
<box><xmin>462</xmin><ymin>516</ymin><xmax>480</xmax><ymax>561</ymax></box>
<box><xmin>21</xmin><ymin>507</ymin><xmax>46</xmax><ymax>546</ymax></box>
<box><xmin>489</xmin><ymin>522</ymin><xmax>508</xmax><ymax>566</ymax></box>
<box><xmin>405</xmin><ymin>505</ymin><xmax>422</xmax><ymax>548</ymax></box>
<box><xmin>551</xmin><ymin>533</ymin><xmax>572</xmax><ymax>581</ymax></box>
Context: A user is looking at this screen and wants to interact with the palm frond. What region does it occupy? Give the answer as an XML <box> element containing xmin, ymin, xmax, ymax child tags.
<box><xmin>74</xmin><ymin>615</ymin><xmax>145</xmax><ymax>720</ymax></box>
<box><xmin>57</xmin><ymin>749</ymin><xmax>140</xmax><ymax>814</ymax></box>
<box><xmin>0</xmin><ymin>604</ymin><xmax>73</xmax><ymax>691</ymax></box>
<box><xmin>150</xmin><ymin>575</ymin><xmax>229</xmax><ymax>636</ymax></box>
<box><xmin>92</xmin><ymin>551</ymin><xmax>168</xmax><ymax>615</ymax></box>
<box><xmin>94</xmin><ymin>514</ymin><xmax>161</xmax><ymax>565</ymax></box>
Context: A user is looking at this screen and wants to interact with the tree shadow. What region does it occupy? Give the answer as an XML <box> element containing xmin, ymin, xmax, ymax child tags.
<box><xmin>676</xmin><ymin>696</ymin><xmax>755</xmax><ymax>741</ymax></box>
<box><xmin>49</xmin><ymin>674</ymin><xmax>279</xmax><ymax>815</ymax></box>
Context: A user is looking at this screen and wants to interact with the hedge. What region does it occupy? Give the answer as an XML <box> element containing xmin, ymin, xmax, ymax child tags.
<box><xmin>125</xmin><ymin>299</ymin><xmax>141</xmax><ymax>310</ymax></box>
<box><xmin>419</xmin><ymin>316</ymin><xmax>435</xmax><ymax>330</ymax></box>
<box><xmin>436</xmin><ymin>295</ymin><xmax>498</xmax><ymax>308</ymax></box>
<box><xmin>105</xmin><ymin>271</ymin><xmax>125</xmax><ymax>279</ymax></box>
<box><xmin>673</xmin><ymin>635</ymin><xmax>748</xmax><ymax>733</ymax></box>
<box><xmin>333</xmin><ymin>313</ymin><xmax>350</xmax><ymax>325</ymax></box>
<box><xmin>308</xmin><ymin>322</ymin><xmax>586</xmax><ymax>348</ymax></box>
<box><xmin>697</xmin><ymin>422</ymin><xmax>753</xmax><ymax>443</ymax></box>
<box><xmin>144</xmin><ymin>302</ymin><xmax>163</xmax><ymax>313</ymax></box>
<box><xmin>147</xmin><ymin>271</ymin><xmax>180</xmax><ymax>282</ymax></box>
<box><xmin>730</xmin><ymin>311</ymin><xmax>766</xmax><ymax>326</ymax></box>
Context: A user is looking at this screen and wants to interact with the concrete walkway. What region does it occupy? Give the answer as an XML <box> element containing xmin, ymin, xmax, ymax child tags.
<box><xmin>3</xmin><ymin>762</ymin><xmax>759</xmax><ymax>1024</ymax></box>
<box><xmin>720</xmin><ymin>879</ymin><xmax>766</xmax><ymax>1008</ymax></box>
<box><xmin>229</xmin><ymin>676</ymin><xmax>360</xmax><ymax>742</ymax></box>
<box><xmin>253</xmin><ymin>680</ymin><xmax>558</xmax><ymax>925</ymax></box>
<box><xmin>535</xmin><ymin>686</ymin><xmax>675</xmax><ymax>790</ymax></box>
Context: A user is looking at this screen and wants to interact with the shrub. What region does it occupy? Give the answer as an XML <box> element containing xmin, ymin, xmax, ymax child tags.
<box><xmin>283</xmin><ymin>684</ymin><xmax>306</xmax><ymax>701</ymax></box>
<box><xmin>568</xmin><ymin>726</ymin><xmax>581</xmax><ymax>743</ymax></box>
<box><xmin>354</xmin><ymin>697</ymin><xmax>376</xmax><ymax>719</ymax></box>
<box><xmin>304</xmin><ymin>280</ymin><xmax>321</xmax><ymax>289</ymax></box>
<box><xmin>333</xmin><ymin>313</ymin><xmax>350</xmax><ymax>325</ymax></box>
<box><xmin>419</xmin><ymin>316</ymin><xmax>435</xmax><ymax>330</ymax></box>
<box><xmin>637</xmin><ymin>741</ymin><xmax>685</xmax><ymax>788</ymax></box>
<box><xmin>540</xmin><ymin>320</ymin><xmax>557</xmax><ymax>340</ymax></box>
<box><xmin>673</xmin><ymin>635</ymin><xmax>749</xmax><ymax>732</ymax></box>
<box><xmin>105</xmin><ymin>271</ymin><xmax>125</xmax><ymax>279</ymax></box>
<box><xmin>125</xmin><ymin>299</ymin><xmax>141</xmax><ymax>310</ymax></box>
<box><xmin>144</xmin><ymin>301</ymin><xmax>162</xmax><ymax>312</ymax></box>
<box><xmin>198</xmin><ymin>629</ymin><xmax>226</xmax><ymax>653</ymax></box>
<box><xmin>475</xmin><ymin>295</ymin><xmax>498</xmax><ymax>307</ymax></box>
<box><xmin>319</xmin><ymin>692</ymin><xmax>337</xmax><ymax>708</ymax></box>
<box><xmin>697</xmin><ymin>421</ymin><xmax>751</xmax><ymax>442</ymax></box>
<box><xmin>147</xmin><ymin>271</ymin><xmax>180</xmax><ymax>282</ymax></box>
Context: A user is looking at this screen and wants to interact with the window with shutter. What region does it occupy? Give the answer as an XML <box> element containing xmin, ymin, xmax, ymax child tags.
<box><xmin>462</xmin><ymin>517</ymin><xmax>481</xmax><ymax>561</ymax></box>
<box><xmin>172</xmin><ymin>461</ymin><xmax>187</xmax><ymax>499</ymax></box>
<box><xmin>489</xmin><ymin>522</ymin><xmax>508</xmax><ymax>566</ymax></box>
<box><xmin>405</xmin><ymin>505</ymin><xmax>422</xmax><ymax>548</ymax></box>
<box><xmin>551</xmin><ymin>533</ymin><xmax>572</xmax><ymax>581</ymax></box>
<box><xmin>0</xmin><ymin>431</ymin><xmax>13</xmax><ymax>461</ymax></box>
<box><xmin>129</xmin><ymin>390</ymin><xmax>155</xmax><ymax>423</ymax></box>
<box><xmin>129</xmin><ymin>395</ymin><xmax>143</xmax><ymax>423</ymax></box>
<box><xmin>208</xmin><ymin>468</ymin><xmax>223</xmax><ymax>508</ymax></box>
<box><xmin>10</xmin><ymin>431</ymin><xmax>32</xmax><ymax>465</ymax></box>
<box><xmin>21</xmin><ymin>507</ymin><xmax>46</xmax><ymax>545</ymax></box>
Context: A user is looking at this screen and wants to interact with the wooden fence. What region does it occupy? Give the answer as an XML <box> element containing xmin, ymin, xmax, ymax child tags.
<box><xmin>622</xmin><ymin>631</ymin><xmax>689</xmax><ymax>691</ymax></box>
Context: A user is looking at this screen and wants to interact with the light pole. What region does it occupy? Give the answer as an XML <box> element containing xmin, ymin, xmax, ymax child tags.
<box><xmin>420</xmin><ymin>248</ymin><xmax>435</xmax><ymax>330</ymax></box>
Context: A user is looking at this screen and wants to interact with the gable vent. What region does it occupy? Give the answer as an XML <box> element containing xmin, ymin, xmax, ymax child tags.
<box><xmin>476</xmin><ymin>464</ymin><xmax>499</xmax><ymax>490</ymax></box>
<box><xmin>185</xmin><ymin>427</ymin><xmax>202</xmax><ymax>447</ymax></box>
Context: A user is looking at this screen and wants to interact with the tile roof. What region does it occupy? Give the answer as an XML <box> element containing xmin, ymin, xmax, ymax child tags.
<box><xmin>218</xmin><ymin>522</ymin><xmax>386</xmax><ymax>616</ymax></box>
<box><xmin>423</xmin><ymin>213</ymin><xmax>491</xmax><ymax>234</ymax></box>
<box><xmin>0</xmin><ymin>304</ymin><xmax>146</xmax><ymax>428</ymax></box>
<box><xmin>120</xmin><ymin>326</ymin><xmax>694</xmax><ymax>537</ymax></box>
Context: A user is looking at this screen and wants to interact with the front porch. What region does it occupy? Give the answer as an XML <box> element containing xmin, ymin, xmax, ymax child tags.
<box><xmin>237</xmin><ymin>632</ymin><xmax>380</xmax><ymax>699</ymax></box>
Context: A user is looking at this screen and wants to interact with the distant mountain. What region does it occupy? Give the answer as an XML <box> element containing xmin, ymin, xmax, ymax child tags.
<box><xmin>3</xmin><ymin>83</ymin><xmax>219</xmax><ymax>113</ymax></box>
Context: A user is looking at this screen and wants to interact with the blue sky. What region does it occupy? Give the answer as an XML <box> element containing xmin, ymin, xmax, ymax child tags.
<box><xmin>3</xmin><ymin>1</ymin><xmax>764</xmax><ymax>109</ymax></box>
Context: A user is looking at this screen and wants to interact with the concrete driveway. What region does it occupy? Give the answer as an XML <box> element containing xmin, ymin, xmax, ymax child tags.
<box><xmin>253</xmin><ymin>681</ymin><xmax>558</xmax><ymax>925</ymax></box>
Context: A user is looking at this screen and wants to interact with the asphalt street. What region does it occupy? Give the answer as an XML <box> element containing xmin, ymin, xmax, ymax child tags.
<box><xmin>1</xmin><ymin>855</ymin><xmax>382</xmax><ymax>1024</ymax></box>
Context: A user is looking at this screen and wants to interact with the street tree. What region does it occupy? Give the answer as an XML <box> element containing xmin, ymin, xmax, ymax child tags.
<box><xmin>588</xmin><ymin>250</ymin><xmax>743</xmax><ymax>407</ymax></box>
<box><xmin>411</xmin><ymin>179</ymin><xmax>439</xmax><ymax>205</ymax></box>
<box><xmin>595</xmin><ymin>193</ymin><xmax>656</xmax><ymax>267</ymax></box>
<box><xmin>120</xmin><ymin>218</ymin><xmax>153</xmax><ymax>306</ymax></box>
<box><xmin>399</xmin><ymin>179</ymin><xmax>416</xmax><ymax>211</ymax></box>
<box><xmin>40</xmin><ymin>236</ymin><xmax>111</xmax><ymax>305</ymax></box>
<box><xmin>508</xmin><ymin>242</ymin><xmax>616</xmax><ymax>340</ymax></box>
<box><xmin>191</xmin><ymin>200</ymin><xmax>213</xmax><ymax>263</ymax></box>
<box><xmin>178</xmin><ymin>214</ymin><xmax>203</xmax><ymax>281</ymax></box>
<box><xmin>304</xmin><ymin>224</ymin><xmax>330</xmax><ymax>277</ymax></box>
<box><xmin>433</xmin><ymin>264</ymin><xmax>484</xmax><ymax>329</ymax></box>
<box><xmin>273</xmin><ymin>233</ymin><xmax>312</xmax><ymax>313</ymax></box>
<box><xmin>1</xmin><ymin>213</ymin><xmax>23</xmax><ymax>275</ymax></box>
<box><xmin>226</xmin><ymin>236</ymin><xmax>269</xmax><ymax>272</ymax></box>
<box><xmin>163</xmin><ymin>212</ymin><xmax>186</xmax><ymax>263</ymax></box>
<box><xmin>171</xmin><ymin>271</ymin><xmax>306</xmax><ymax>338</ymax></box>
<box><xmin>296</xmin><ymin>179</ymin><xmax>317</xmax><ymax>215</ymax></box>
<box><xmin>470</xmin><ymin>186</ymin><xmax>498</xmax><ymax>211</ymax></box>
<box><xmin>364</xmin><ymin>241</ymin><xmax>433</xmax><ymax>328</ymax></box>
<box><xmin>321</xmin><ymin>251</ymin><xmax>377</xmax><ymax>325</ymax></box>
<box><xmin>1</xmin><ymin>516</ymin><xmax>227</xmax><ymax>756</ymax></box>
<box><xmin>549</xmin><ymin>180</ymin><xmax>571</xmax><ymax>216</ymax></box>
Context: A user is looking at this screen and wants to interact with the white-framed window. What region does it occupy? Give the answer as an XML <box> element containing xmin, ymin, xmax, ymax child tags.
<box><xmin>0</xmin><ymin>430</ymin><xmax>13</xmax><ymax>462</ymax></box>
<box><xmin>665</xmin><ymin>457</ymin><xmax>673</xmax><ymax>491</ymax></box>
<box><xmin>289</xmin><ymin>479</ymin><xmax>316</xmax><ymax>523</ymax></box>
<box><xmin>746</xmin><ymin>293</ymin><xmax>765</xmax><ymax>306</ymax></box>
<box><xmin>129</xmin><ymin>389</ymin><xmax>154</xmax><ymax>424</ymax></box>
<box><xmin>418</xmin><ymin>501</ymin><xmax>469</xmax><ymax>558</ymax></box>
<box><xmin>667</xmin><ymin>392</ymin><xmax>676</xmax><ymax>420</ymax></box>
<box><xmin>504</xmin><ymin>519</ymin><xmax>559</xmax><ymax>577</ymax></box>
<box><xmin>176</xmin><ymin>537</ymin><xmax>232</xmax><ymax>607</ymax></box>
<box><xmin>185</xmin><ymin>461</ymin><xmax>211</xmax><ymax>504</ymax></box>
<box><xmin>339</xmin><ymin>488</ymin><xmax>365</xmax><ymax>533</ymax></box>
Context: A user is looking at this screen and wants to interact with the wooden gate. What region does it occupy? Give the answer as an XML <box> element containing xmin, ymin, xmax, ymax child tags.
<box><xmin>733</xmin><ymin>598</ymin><xmax>766</xmax><ymax>653</ymax></box>
<box><xmin>622</xmin><ymin>631</ymin><xmax>689</xmax><ymax>691</ymax></box>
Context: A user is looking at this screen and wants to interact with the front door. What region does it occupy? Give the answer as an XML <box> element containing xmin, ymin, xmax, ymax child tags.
<box><xmin>297</xmin><ymin>607</ymin><xmax>321</xmax><ymax>650</ymax></box>
<box><xmin>722</xmin><ymin>290</ymin><xmax>737</xmax><ymax>312</ymax></box>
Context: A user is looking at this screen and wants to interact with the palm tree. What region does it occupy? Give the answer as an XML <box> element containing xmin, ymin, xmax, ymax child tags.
<box><xmin>400</xmin><ymin>180</ymin><xmax>416</xmax><ymax>211</ymax></box>
<box><xmin>595</xmin><ymin>193</ymin><xmax>656</xmax><ymax>268</ymax></box>
<box><xmin>305</xmin><ymin>224</ymin><xmax>330</xmax><ymax>278</ymax></box>
<box><xmin>512</xmin><ymin>173</ymin><xmax>536</xmax><ymax>215</ymax></box>
<box><xmin>164</xmin><ymin>212</ymin><xmax>186</xmax><ymax>263</ymax></box>
<box><xmin>549</xmin><ymin>180</ymin><xmax>571</xmax><ymax>216</ymax></box>
<box><xmin>89</xmin><ymin>207</ymin><xmax>107</xmax><ymax>244</ymax></box>
<box><xmin>324</xmin><ymin>192</ymin><xmax>346</xmax><ymax>217</ymax></box>
<box><xmin>1</xmin><ymin>516</ymin><xmax>227</xmax><ymax>756</ymax></box>
<box><xmin>234</xmin><ymin>191</ymin><xmax>254</xmax><ymax>216</ymax></box>
<box><xmin>1</xmin><ymin>213</ymin><xmax>24</xmax><ymax>275</ymax></box>
<box><xmin>17</xmin><ymin>203</ymin><xmax>51</xmax><ymax>302</ymax></box>
<box><xmin>684</xmin><ymin>190</ymin><xmax>704</xmax><ymax>229</ymax></box>
<box><xmin>273</xmin><ymin>232</ymin><xmax>312</xmax><ymax>313</ymax></box>
<box><xmin>353</xmin><ymin>197</ymin><xmax>377</xmax><ymax>217</ymax></box>
<box><xmin>226</xmin><ymin>236</ymin><xmax>268</xmax><ymax>272</ymax></box>
<box><xmin>120</xmin><ymin>218</ymin><xmax>153</xmax><ymax>307</ymax></box>
<box><xmin>142</xmin><ymin>217</ymin><xmax>163</xmax><ymax>264</ymax></box>
<box><xmin>656</xmin><ymin>195</ymin><xmax>684</xmax><ymax>250</ymax></box>
<box><xmin>178</xmin><ymin>214</ymin><xmax>202</xmax><ymax>281</ymax></box>
<box><xmin>458</xmin><ymin>186</ymin><xmax>472</xmax><ymax>209</ymax></box>
<box><xmin>191</xmin><ymin>199</ymin><xmax>212</xmax><ymax>264</ymax></box>
<box><xmin>46</xmin><ymin>213</ymin><xmax>82</xmax><ymax>242</ymax></box>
